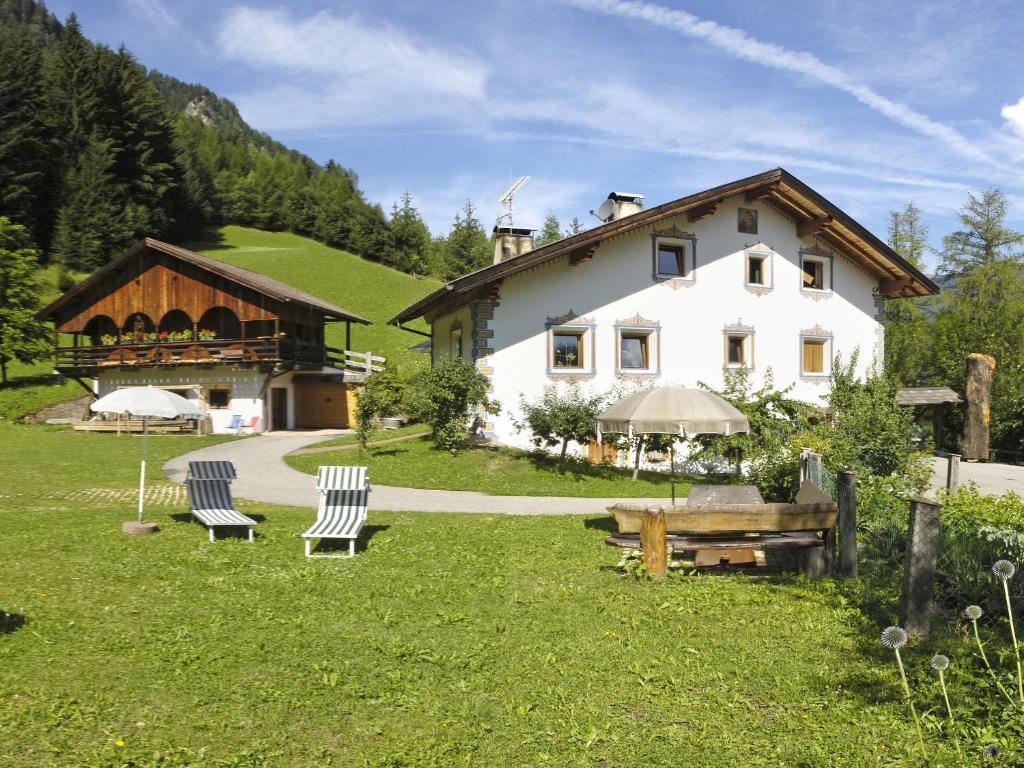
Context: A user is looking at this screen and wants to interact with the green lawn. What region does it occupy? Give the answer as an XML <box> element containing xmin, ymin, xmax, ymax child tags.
<box><xmin>299</xmin><ymin>422</ymin><xmax>429</xmax><ymax>450</ymax></box>
<box><xmin>185</xmin><ymin>226</ymin><xmax>440</xmax><ymax>372</ymax></box>
<box><xmin>0</xmin><ymin>423</ymin><xmax>950</xmax><ymax>767</ymax></box>
<box><xmin>289</xmin><ymin>435</ymin><xmax>720</xmax><ymax>498</ymax></box>
<box><xmin>0</xmin><ymin>359</ymin><xmax>82</xmax><ymax>421</ymax></box>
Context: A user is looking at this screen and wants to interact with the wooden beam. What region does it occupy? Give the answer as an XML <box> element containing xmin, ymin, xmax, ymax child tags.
<box><xmin>744</xmin><ymin>185</ymin><xmax>777</xmax><ymax>203</ymax></box>
<box><xmin>879</xmin><ymin>277</ymin><xmax>913</xmax><ymax>295</ymax></box>
<box><xmin>797</xmin><ymin>215</ymin><xmax>833</xmax><ymax>238</ymax></box>
<box><xmin>687</xmin><ymin>202</ymin><xmax>718</xmax><ymax>223</ymax></box>
<box><xmin>569</xmin><ymin>246</ymin><xmax>597</xmax><ymax>266</ymax></box>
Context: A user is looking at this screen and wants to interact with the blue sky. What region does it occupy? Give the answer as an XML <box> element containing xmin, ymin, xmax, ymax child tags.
<box><xmin>51</xmin><ymin>0</ymin><xmax>1024</xmax><ymax>271</ymax></box>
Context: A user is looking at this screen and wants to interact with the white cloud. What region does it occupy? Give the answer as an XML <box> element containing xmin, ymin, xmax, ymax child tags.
<box><xmin>559</xmin><ymin>0</ymin><xmax>995</xmax><ymax>165</ymax></box>
<box><xmin>123</xmin><ymin>0</ymin><xmax>182</xmax><ymax>32</ymax></box>
<box><xmin>1002</xmin><ymin>97</ymin><xmax>1024</xmax><ymax>140</ymax></box>
<box><xmin>217</xmin><ymin>7</ymin><xmax>488</xmax><ymax>128</ymax></box>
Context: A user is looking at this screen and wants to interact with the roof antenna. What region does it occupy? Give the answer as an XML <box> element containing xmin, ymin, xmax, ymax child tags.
<box><xmin>496</xmin><ymin>176</ymin><xmax>529</xmax><ymax>228</ymax></box>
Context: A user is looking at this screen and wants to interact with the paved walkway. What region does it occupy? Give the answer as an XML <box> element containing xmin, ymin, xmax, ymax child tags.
<box><xmin>929</xmin><ymin>456</ymin><xmax>1024</xmax><ymax>496</ymax></box>
<box><xmin>163</xmin><ymin>431</ymin><xmax>667</xmax><ymax>514</ymax></box>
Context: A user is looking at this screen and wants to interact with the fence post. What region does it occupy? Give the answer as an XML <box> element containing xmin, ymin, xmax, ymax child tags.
<box><xmin>946</xmin><ymin>454</ymin><xmax>960</xmax><ymax>492</ymax></box>
<box><xmin>640</xmin><ymin>506</ymin><xmax>667</xmax><ymax>578</ymax></box>
<box><xmin>900</xmin><ymin>498</ymin><xmax>942</xmax><ymax>639</ymax></box>
<box><xmin>836</xmin><ymin>470</ymin><xmax>857</xmax><ymax>578</ymax></box>
<box><xmin>799</xmin><ymin>448</ymin><xmax>810</xmax><ymax>484</ymax></box>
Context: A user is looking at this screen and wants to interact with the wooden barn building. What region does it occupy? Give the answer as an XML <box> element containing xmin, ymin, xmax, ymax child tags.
<box><xmin>39</xmin><ymin>238</ymin><xmax>372</xmax><ymax>432</ymax></box>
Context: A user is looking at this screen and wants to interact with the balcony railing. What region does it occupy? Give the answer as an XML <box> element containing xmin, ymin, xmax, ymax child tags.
<box><xmin>54</xmin><ymin>337</ymin><xmax>341</xmax><ymax>374</ymax></box>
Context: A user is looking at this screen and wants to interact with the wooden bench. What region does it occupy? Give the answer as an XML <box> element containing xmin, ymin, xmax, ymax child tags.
<box><xmin>605</xmin><ymin>498</ymin><xmax>838</xmax><ymax>576</ymax></box>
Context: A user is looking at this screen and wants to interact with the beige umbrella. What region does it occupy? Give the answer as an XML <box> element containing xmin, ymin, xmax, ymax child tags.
<box><xmin>596</xmin><ymin>386</ymin><xmax>750</xmax><ymax>502</ymax></box>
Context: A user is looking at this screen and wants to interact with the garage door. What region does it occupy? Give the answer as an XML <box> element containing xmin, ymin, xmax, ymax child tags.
<box><xmin>293</xmin><ymin>380</ymin><xmax>349</xmax><ymax>429</ymax></box>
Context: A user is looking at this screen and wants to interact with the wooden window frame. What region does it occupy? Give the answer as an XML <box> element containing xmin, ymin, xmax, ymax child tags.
<box><xmin>800</xmin><ymin>336</ymin><xmax>831</xmax><ymax>376</ymax></box>
<box><xmin>546</xmin><ymin>322</ymin><xmax>595</xmax><ymax>375</ymax></box>
<box><xmin>799</xmin><ymin>249</ymin><xmax>833</xmax><ymax>294</ymax></box>
<box><xmin>723</xmin><ymin>329</ymin><xmax>754</xmax><ymax>369</ymax></box>
<box><xmin>651</xmin><ymin>234</ymin><xmax>697</xmax><ymax>283</ymax></box>
<box><xmin>615</xmin><ymin>326</ymin><xmax>660</xmax><ymax>375</ymax></box>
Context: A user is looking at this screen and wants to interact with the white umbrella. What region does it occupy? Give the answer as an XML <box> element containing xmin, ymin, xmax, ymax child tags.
<box><xmin>596</xmin><ymin>386</ymin><xmax>750</xmax><ymax>503</ymax></box>
<box><xmin>90</xmin><ymin>386</ymin><xmax>208</xmax><ymax>529</ymax></box>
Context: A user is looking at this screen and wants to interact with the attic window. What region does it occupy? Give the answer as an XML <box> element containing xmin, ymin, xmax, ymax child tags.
<box><xmin>799</xmin><ymin>248</ymin><xmax>833</xmax><ymax>294</ymax></box>
<box><xmin>657</xmin><ymin>244</ymin><xmax>685</xmax><ymax>276</ymax></box>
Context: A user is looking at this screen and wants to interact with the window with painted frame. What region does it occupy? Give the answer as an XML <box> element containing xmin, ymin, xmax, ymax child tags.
<box><xmin>723</xmin><ymin>326</ymin><xmax>754</xmax><ymax>369</ymax></box>
<box><xmin>615</xmin><ymin>327</ymin><xmax>659</xmax><ymax>374</ymax></box>
<box><xmin>799</xmin><ymin>249</ymin><xmax>833</xmax><ymax>293</ymax></box>
<box><xmin>653</xmin><ymin>239</ymin><xmax>694</xmax><ymax>280</ymax></box>
<box><xmin>547</xmin><ymin>323</ymin><xmax>595</xmax><ymax>375</ymax></box>
<box><xmin>800</xmin><ymin>336</ymin><xmax>831</xmax><ymax>376</ymax></box>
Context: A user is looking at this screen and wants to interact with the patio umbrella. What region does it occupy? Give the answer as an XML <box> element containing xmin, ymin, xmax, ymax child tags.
<box><xmin>596</xmin><ymin>386</ymin><xmax>750</xmax><ymax>503</ymax></box>
<box><xmin>90</xmin><ymin>386</ymin><xmax>208</xmax><ymax>533</ymax></box>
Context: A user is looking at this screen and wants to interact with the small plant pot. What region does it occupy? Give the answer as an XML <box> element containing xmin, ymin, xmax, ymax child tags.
<box><xmin>122</xmin><ymin>521</ymin><xmax>158</xmax><ymax>535</ymax></box>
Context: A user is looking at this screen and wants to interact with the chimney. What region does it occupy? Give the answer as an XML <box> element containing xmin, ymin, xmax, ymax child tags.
<box><xmin>493</xmin><ymin>226</ymin><xmax>535</xmax><ymax>264</ymax></box>
<box><xmin>597</xmin><ymin>192</ymin><xmax>644</xmax><ymax>222</ymax></box>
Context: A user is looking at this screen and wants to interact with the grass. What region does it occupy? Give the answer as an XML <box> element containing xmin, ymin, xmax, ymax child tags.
<box><xmin>0</xmin><ymin>423</ymin><xmax>944</xmax><ymax>767</ymax></box>
<box><xmin>289</xmin><ymin>435</ymin><xmax>725</xmax><ymax>498</ymax></box>
<box><xmin>302</xmin><ymin>422</ymin><xmax>429</xmax><ymax>450</ymax></box>
<box><xmin>185</xmin><ymin>226</ymin><xmax>440</xmax><ymax>372</ymax></box>
<box><xmin>0</xmin><ymin>359</ymin><xmax>82</xmax><ymax>422</ymax></box>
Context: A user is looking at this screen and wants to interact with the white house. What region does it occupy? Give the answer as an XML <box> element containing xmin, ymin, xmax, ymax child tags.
<box><xmin>391</xmin><ymin>168</ymin><xmax>938</xmax><ymax>457</ymax></box>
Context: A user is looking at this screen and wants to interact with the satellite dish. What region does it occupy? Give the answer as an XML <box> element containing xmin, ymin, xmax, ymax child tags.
<box><xmin>596</xmin><ymin>198</ymin><xmax>615</xmax><ymax>222</ymax></box>
<box><xmin>496</xmin><ymin>175</ymin><xmax>529</xmax><ymax>228</ymax></box>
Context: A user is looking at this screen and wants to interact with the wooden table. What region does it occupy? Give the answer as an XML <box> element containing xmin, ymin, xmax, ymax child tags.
<box><xmin>687</xmin><ymin>484</ymin><xmax>764</xmax><ymax>505</ymax></box>
<box><xmin>687</xmin><ymin>484</ymin><xmax>765</xmax><ymax>565</ymax></box>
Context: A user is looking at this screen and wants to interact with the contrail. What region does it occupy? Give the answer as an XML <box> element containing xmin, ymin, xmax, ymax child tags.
<box><xmin>561</xmin><ymin>0</ymin><xmax>993</xmax><ymax>165</ymax></box>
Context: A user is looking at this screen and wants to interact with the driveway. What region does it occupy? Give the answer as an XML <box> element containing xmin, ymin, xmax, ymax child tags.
<box><xmin>929</xmin><ymin>456</ymin><xmax>1024</xmax><ymax>496</ymax></box>
<box><xmin>163</xmin><ymin>431</ymin><xmax>668</xmax><ymax>514</ymax></box>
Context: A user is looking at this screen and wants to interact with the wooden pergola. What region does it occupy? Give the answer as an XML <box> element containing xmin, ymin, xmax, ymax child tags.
<box><xmin>896</xmin><ymin>387</ymin><xmax>962</xmax><ymax>452</ymax></box>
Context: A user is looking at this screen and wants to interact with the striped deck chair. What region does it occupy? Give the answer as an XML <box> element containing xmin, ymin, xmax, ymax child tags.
<box><xmin>187</xmin><ymin>460</ymin><xmax>237</xmax><ymax>481</ymax></box>
<box><xmin>185</xmin><ymin>477</ymin><xmax>257</xmax><ymax>542</ymax></box>
<box><xmin>303</xmin><ymin>466</ymin><xmax>369</xmax><ymax>558</ymax></box>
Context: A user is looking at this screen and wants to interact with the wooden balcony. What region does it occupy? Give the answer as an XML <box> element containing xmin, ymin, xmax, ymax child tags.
<box><xmin>54</xmin><ymin>337</ymin><xmax>342</xmax><ymax>376</ymax></box>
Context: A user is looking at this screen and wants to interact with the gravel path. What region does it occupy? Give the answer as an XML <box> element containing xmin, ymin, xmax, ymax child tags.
<box><xmin>163</xmin><ymin>431</ymin><xmax>668</xmax><ymax>514</ymax></box>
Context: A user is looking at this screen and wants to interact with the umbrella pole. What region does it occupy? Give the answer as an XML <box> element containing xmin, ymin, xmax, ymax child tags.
<box><xmin>670</xmin><ymin>444</ymin><xmax>676</xmax><ymax>506</ymax></box>
<box><xmin>137</xmin><ymin>415</ymin><xmax>148</xmax><ymax>524</ymax></box>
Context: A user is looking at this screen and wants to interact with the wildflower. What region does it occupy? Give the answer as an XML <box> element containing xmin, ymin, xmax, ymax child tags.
<box><xmin>115</xmin><ymin>739</ymin><xmax>125</xmax><ymax>748</ymax></box>
<box><xmin>984</xmin><ymin>742</ymin><xmax>1001</xmax><ymax>757</ymax></box>
<box><xmin>930</xmin><ymin>655</ymin><xmax>962</xmax><ymax>756</ymax></box>
<box><xmin>930</xmin><ymin>654</ymin><xmax>950</xmax><ymax>672</ymax></box>
<box><xmin>965</xmin><ymin>605</ymin><xmax>983</xmax><ymax>621</ymax></box>
<box><xmin>993</xmin><ymin>559</ymin><xmax>1016</xmax><ymax>581</ymax></box>
<box><xmin>880</xmin><ymin>626</ymin><xmax>908</xmax><ymax>649</ymax></box>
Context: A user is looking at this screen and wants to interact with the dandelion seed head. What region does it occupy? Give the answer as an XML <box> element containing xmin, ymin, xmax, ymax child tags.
<box><xmin>984</xmin><ymin>742</ymin><xmax>1001</xmax><ymax>757</ymax></box>
<box><xmin>992</xmin><ymin>559</ymin><xmax>1016</xmax><ymax>581</ymax></box>
<box><xmin>965</xmin><ymin>604</ymin><xmax>983</xmax><ymax>621</ymax></box>
<box><xmin>880</xmin><ymin>625</ymin><xmax>908</xmax><ymax>650</ymax></box>
<box><xmin>929</xmin><ymin>654</ymin><xmax>950</xmax><ymax>671</ymax></box>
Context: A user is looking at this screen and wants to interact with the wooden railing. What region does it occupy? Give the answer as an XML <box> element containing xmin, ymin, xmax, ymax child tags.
<box><xmin>55</xmin><ymin>337</ymin><xmax>330</xmax><ymax>372</ymax></box>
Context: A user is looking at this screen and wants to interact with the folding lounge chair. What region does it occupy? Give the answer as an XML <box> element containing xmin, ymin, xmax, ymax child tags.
<box><xmin>302</xmin><ymin>466</ymin><xmax>369</xmax><ymax>558</ymax></box>
<box><xmin>185</xmin><ymin>477</ymin><xmax>257</xmax><ymax>542</ymax></box>
<box><xmin>187</xmin><ymin>460</ymin><xmax>238</xmax><ymax>481</ymax></box>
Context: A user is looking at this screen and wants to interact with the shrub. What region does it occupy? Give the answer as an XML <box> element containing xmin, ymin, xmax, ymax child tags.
<box><xmin>515</xmin><ymin>384</ymin><xmax>607</xmax><ymax>473</ymax></box>
<box><xmin>403</xmin><ymin>357</ymin><xmax>498</xmax><ymax>454</ymax></box>
<box><xmin>355</xmin><ymin>367</ymin><xmax>409</xmax><ymax>449</ymax></box>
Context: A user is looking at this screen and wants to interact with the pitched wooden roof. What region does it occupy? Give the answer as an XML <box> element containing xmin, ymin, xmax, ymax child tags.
<box><xmin>390</xmin><ymin>168</ymin><xmax>939</xmax><ymax>325</ymax></box>
<box><xmin>39</xmin><ymin>238</ymin><xmax>371</xmax><ymax>324</ymax></box>
<box><xmin>896</xmin><ymin>387</ymin><xmax>962</xmax><ymax>406</ymax></box>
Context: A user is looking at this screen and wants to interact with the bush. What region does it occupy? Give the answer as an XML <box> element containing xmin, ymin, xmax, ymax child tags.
<box><xmin>354</xmin><ymin>367</ymin><xmax>408</xmax><ymax>449</ymax></box>
<box><xmin>515</xmin><ymin>384</ymin><xmax>607</xmax><ymax>474</ymax></box>
<box><xmin>403</xmin><ymin>357</ymin><xmax>498</xmax><ymax>454</ymax></box>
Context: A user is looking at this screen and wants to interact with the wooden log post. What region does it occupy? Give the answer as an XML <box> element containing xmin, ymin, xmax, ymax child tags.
<box><xmin>900</xmin><ymin>498</ymin><xmax>942</xmax><ymax>639</ymax></box>
<box><xmin>946</xmin><ymin>453</ymin><xmax>960</xmax><ymax>492</ymax></box>
<box><xmin>962</xmin><ymin>353</ymin><xmax>995</xmax><ymax>461</ymax></box>
<box><xmin>836</xmin><ymin>470</ymin><xmax>857</xmax><ymax>578</ymax></box>
<box><xmin>640</xmin><ymin>506</ymin><xmax>667</xmax><ymax>578</ymax></box>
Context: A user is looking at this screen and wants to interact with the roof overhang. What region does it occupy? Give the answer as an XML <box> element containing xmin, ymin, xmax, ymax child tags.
<box><xmin>38</xmin><ymin>238</ymin><xmax>372</xmax><ymax>325</ymax></box>
<box><xmin>390</xmin><ymin>168</ymin><xmax>939</xmax><ymax>326</ymax></box>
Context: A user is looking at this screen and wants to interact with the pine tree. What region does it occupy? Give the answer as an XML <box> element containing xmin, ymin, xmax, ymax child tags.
<box><xmin>390</xmin><ymin>192</ymin><xmax>430</xmax><ymax>273</ymax></box>
<box><xmin>940</xmin><ymin>189</ymin><xmax>1024</xmax><ymax>273</ymax></box>
<box><xmin>884</xmin><ymin>203</ymin><xmax>931</xmax><ymax>385</ymax></box>
<box><xmin>566</xmin><ymin>216</ymin><xmax>584</xmax><ymax>236</ymax></box>
<box><xmin>51</xmin><ymin>134</ymin><xmax>130</xmax><ymax>271</ymax></box>
<box><xmin>0</xmin><ymin>217</ymin><xmax>50</xmax><ymax>383</ymax></box>
<box><xmin>536</xmin><ymin>212</ymin><xmax>562</xmax><ymax>247</ymax></box>
<box><xmin>0</xmin><ymin>27</ymin><xmax>52</xmax><ymax>244</ymax></box>
<box><xmin>443</xmin><ymin>200</ymin><xmax>491</xmax><ymax>278</ymax></box>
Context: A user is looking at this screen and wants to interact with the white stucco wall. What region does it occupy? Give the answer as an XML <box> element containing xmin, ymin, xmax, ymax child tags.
<box><xmin>444</xmin><ymin>194</ymin><xmax>884</xmax><ymax>452</ymax></box>
<box><xmin>94</xmin><ymin>367</ymin><xmax>272</xmax><ymax>433</ymax></box>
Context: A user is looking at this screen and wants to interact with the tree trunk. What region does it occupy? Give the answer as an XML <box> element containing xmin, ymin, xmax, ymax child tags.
<box><xmin>962</xmin><ymin>353</ymin><xmax>995</xmax><ymax>461</ymax></box>
<box><xmin>0</xmin><ymin>358</ymin><xmax>6</xmax><ymax>384</ymax></box>
<box><xmin>632</xmin><ymin>435</ymin><xmax>644</xmax><ymax>482</ymax></box>
<box><xmin>558</xmin><ymin>438</ymin><xmax>569</xmax><ymax>474</ymax></box>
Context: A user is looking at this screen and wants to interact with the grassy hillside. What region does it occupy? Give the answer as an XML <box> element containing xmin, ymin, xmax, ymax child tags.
<box><xmin>187</xmin><ymin>226</ymin><xmax>439</xmax><ymax>372</ymax></box>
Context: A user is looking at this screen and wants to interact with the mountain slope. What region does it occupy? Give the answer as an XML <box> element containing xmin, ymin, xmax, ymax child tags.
<box><xmin>186</xmin><ymin>226</ymin><xmax>439</xmax><ymax>370</ymax></box>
